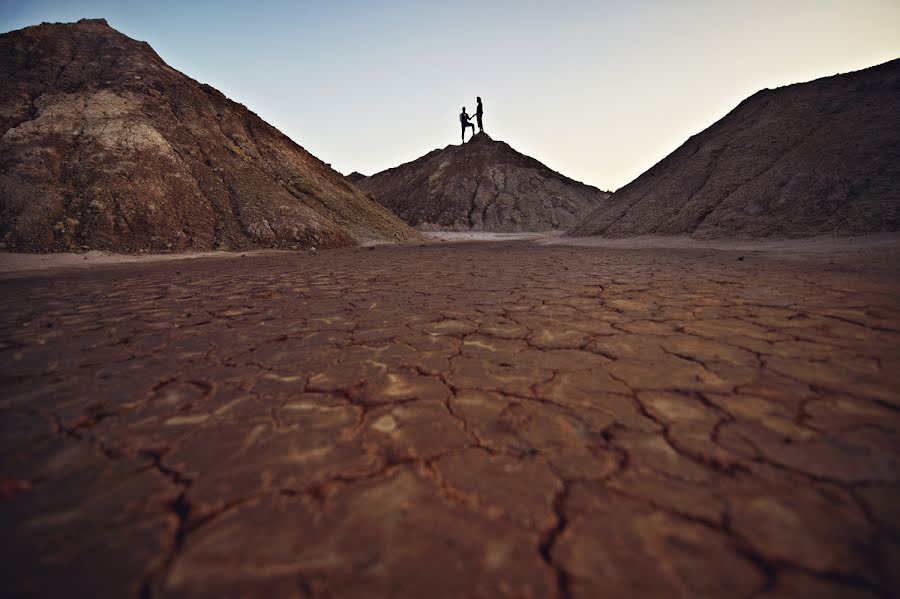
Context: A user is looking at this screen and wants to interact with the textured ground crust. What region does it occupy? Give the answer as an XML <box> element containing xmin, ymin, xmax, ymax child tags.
<box><xmin>1</xmin><ymin>241</ymin><xmax>899</xmax><ymax>598</ymax></box>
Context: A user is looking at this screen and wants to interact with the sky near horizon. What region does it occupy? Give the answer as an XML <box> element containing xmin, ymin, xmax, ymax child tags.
<box><xmin>2</xmin><ymin>1</ymin><xmax>899</xmax><ymax>190</ymax></box>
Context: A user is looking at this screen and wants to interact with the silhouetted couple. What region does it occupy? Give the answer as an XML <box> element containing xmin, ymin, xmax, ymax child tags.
<box><xmin>460</xmin><ymin>96</ymin><xmax>484</xmax><ymax>142</ymax></box>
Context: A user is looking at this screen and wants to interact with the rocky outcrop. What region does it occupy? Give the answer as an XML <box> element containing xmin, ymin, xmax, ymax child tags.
<box><xmin>355</xmin><ymin>133</ymin><xmax>609</xmax><ymax>232</ymax></box>
<box><xmin>571</xmin><ymin>59</ymin><xmax>900</xmax><ymax>239</ymax></box>
<box><xmin>0</xmin><ymin>19</ymin><xmax>418</xmax><ymax>252</ymax></box>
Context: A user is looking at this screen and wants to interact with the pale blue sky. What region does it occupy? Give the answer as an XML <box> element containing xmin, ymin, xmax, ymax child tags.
<box><xmin>2</xmin><ymin>0</ymin><xmax>899</xmax><ymax>189</ymax></box>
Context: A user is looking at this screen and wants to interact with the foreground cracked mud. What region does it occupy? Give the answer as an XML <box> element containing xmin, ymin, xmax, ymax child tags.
<box><xmin>2</xmin><ymin>241</ymin><xmax>899</xmax><ymax>598</ymax></box>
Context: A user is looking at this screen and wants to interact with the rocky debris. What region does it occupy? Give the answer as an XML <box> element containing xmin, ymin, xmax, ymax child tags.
<box><xmin>571</xmin><ymin>59</ymin><xmax>900</xmax><ymax>239</ymax></box>
<box><xmin>344</xmin><ymin>171</ymin><xmax>367</xmax><ymax>183</ymax></box>
<box><xmin>0</xmin><ymin>19</ymin><xmax>419</xmax><ymax>252</ymax></box>
<box><xmin>356</xmin><ymin>132</ymin><xmax>610</xmax><ymax>232</ymax></box>
<box><xmin>1</xmin><ymin>241</ymin><xmax>899</xmax><ymax>597</ymax></box>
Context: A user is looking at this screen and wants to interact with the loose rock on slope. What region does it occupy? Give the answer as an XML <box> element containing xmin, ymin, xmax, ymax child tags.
<box><xmin>355</xmin><ymin>132</ymin><xmax>610</xmax><ymax>232</ymax></box>
<box><xmin>570</xmin><ymin>58</ymin><xmax>900</xmax><ymax>239</ymax></box>
<box><xmin>0</xmin><ymin>19</ymin><xmax>419</xmax><ymax>252</ymax></box>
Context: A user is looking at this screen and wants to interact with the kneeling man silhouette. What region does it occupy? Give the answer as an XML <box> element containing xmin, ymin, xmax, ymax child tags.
<box><xmin>460</xmin><ymin>107</ymin><xmax>475</xmax><ymax>143</ymax></box>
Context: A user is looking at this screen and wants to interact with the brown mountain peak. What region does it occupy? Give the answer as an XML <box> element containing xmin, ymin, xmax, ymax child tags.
<box><xmin>570</xmin><ymin>58</ymin><xmax>900</xmax><ymax>239</ymax></box>
<box><xmin>0</xmin><ymin>20</ymin><xmax>418</xmax><ymax>252</ymax></box>
<box><xmin>75</xmin><ymin>18</ymin><xmax>111</xmax><ymax>27</ymax></box>
<box><xmin>357</xmin><ymin>135</ymin><xmax>609</xmax><ymax>232</ymax></box>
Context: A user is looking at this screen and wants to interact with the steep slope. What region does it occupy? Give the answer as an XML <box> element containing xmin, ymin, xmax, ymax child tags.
<box><xmin>571</xmin><ymin>59</ymin><xmax>900</xmax><ymax>239</ymax></box>
<box><xmin>0</xmin><ymin>19</ymin><xmax>418</xmax><ymax>252</ymax></box>
<box><xmin>356</xmin><ymin>133</ymin><xmax>609</xmax><ymax>232</ymax></box>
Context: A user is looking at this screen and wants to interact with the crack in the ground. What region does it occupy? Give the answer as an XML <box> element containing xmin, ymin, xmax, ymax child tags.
<box><xmin>2</xmin><ymin>242</ymin><xmax>898</xmax><ymax>597</ymax></box>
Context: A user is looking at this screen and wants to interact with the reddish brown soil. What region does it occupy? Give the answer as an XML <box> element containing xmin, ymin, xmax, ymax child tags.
<box><xmin>1</xmin><ymin>241</ymin><xmax>899</xmax><ymax>597</ymax></box>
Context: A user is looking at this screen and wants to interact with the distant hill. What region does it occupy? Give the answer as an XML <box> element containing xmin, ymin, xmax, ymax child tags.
<box><xmin>0</xmin><ymin>19</ymin><xmax>418</xmax><ymax>252</ymax></box>
<box><xmin>355</xmin><ymin>133</ymin><xmax>610</xmax><ymax>232</ymax></box>
<box><xmin>570</xmin><ymin>59</ymin><xmax>900</xmax><ymax>238</ymax></box>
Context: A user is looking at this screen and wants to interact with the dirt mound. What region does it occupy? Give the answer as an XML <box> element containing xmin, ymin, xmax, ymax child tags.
<box><xmin>0</xmin><ymin>19</ymin><xmax>418</xmax><ymax>252</ymax></box>
<box><xmin>345</xmin><ymin>171</ymin><xmax>367</xmax><ymax>183</ymax></box>
<box><xmin>571</xmin><ymin>59</ymin><xmax>900</xmax><ymax>239</ymax></box>
<box><xmin>356</xmin><ymin>133</ymin><xmax>610</xmax><ymax>232</ymax></box>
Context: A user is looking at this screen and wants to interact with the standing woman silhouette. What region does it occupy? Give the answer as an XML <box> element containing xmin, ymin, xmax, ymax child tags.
<box><xmin>475</xmin><ymin>97</ymin><xmax>484</xmax><ymax>133</ymax></box>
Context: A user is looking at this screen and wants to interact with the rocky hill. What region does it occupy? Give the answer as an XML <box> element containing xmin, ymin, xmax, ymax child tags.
<box><xmin>0</xmin><ymin>19</ymin><xmax>418</xmax><ymax>252</ymax></box>
<box><xmin>355</xmin><ymin>133</ymin><xmax>610</xmax><ymax>232</ymax></box>
<box><xmin>570</xmin><ymin>59</ymin><xmax>900</xmax><ymax>239</ymax></box>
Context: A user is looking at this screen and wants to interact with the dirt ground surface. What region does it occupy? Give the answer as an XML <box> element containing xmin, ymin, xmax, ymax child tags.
<box><xmin>1</xmin><ymin>239</ymin><xmax>899</xmax><ymax>598</ymax></box>
<box><xmin>0</xmin><ymin>249</ymin><xmax>286</xmax><ymax>274</ymax></box>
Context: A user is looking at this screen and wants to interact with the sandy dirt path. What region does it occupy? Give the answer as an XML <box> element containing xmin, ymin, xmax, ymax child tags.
<box><xmin>1</xmin><ymin>240</ymin><xmax>898</xmax><ymax>597</ymax></box>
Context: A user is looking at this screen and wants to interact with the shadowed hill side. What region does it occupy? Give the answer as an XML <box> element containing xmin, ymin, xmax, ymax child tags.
<box><xmin>570</xmin><ymin>59</ymin><xmax>900</xmax><ymax>239</ymax></box>
<box><xmin>356</xmin><ymin>133</ymin><xmax>610</xmax><ymax>232</ymax></box>
<box><xmin>0</xmin><ymin>19</ymin><xmax>418</xmax><ymax>252</ymax></box>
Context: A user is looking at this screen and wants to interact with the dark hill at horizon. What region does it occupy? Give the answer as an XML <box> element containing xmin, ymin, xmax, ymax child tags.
<box><xmin>0</xmin><ymin>19</ymin><xmax>418</xmax><ymax>252</ymax></box>
<box><xmin>355</xmin><ymin>133</ymin><xmax>610</xmax><ymax>232</ymax></box>
<box><xmin>570</xmin><ymin>59</ymin><xmax>900</xmax><ymax>239</ymax></box>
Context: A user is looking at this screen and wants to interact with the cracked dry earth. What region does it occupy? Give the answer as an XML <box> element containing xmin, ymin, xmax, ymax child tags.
<box><xmin>1</xmin><ymin>240</ymin><xmax>899</xmax><ymax>599</ymax></box>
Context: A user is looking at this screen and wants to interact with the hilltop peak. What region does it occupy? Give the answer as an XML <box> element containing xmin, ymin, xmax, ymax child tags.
<box><xmin>0</xmin><ymin>19</ymin><xmax>418</xmax><ymax>251</ymax></box>
<box><xmin>356</xmin><ymin>135</ymin><xmax>609</xmax><ymax>232</ymax></box>
<box><xmin>465</xmin><ymin>131</ymin><xmax>494</xmax><ymax>144</ymax></box>
<box><xmin>570</xmin><ymin>58</ymin><xmax>900</xmax><ymax>238</ymax></box>
<box><xmin>76</xmin><ymin>18</ymin><xmax>110</xmax><ymax>27</ymax></box>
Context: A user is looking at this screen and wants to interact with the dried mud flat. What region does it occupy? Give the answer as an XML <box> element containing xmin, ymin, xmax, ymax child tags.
<box><xmin>1</xmin><ymin>239</ymin><xmax>899</xmax><ymax>598</ymax></box>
